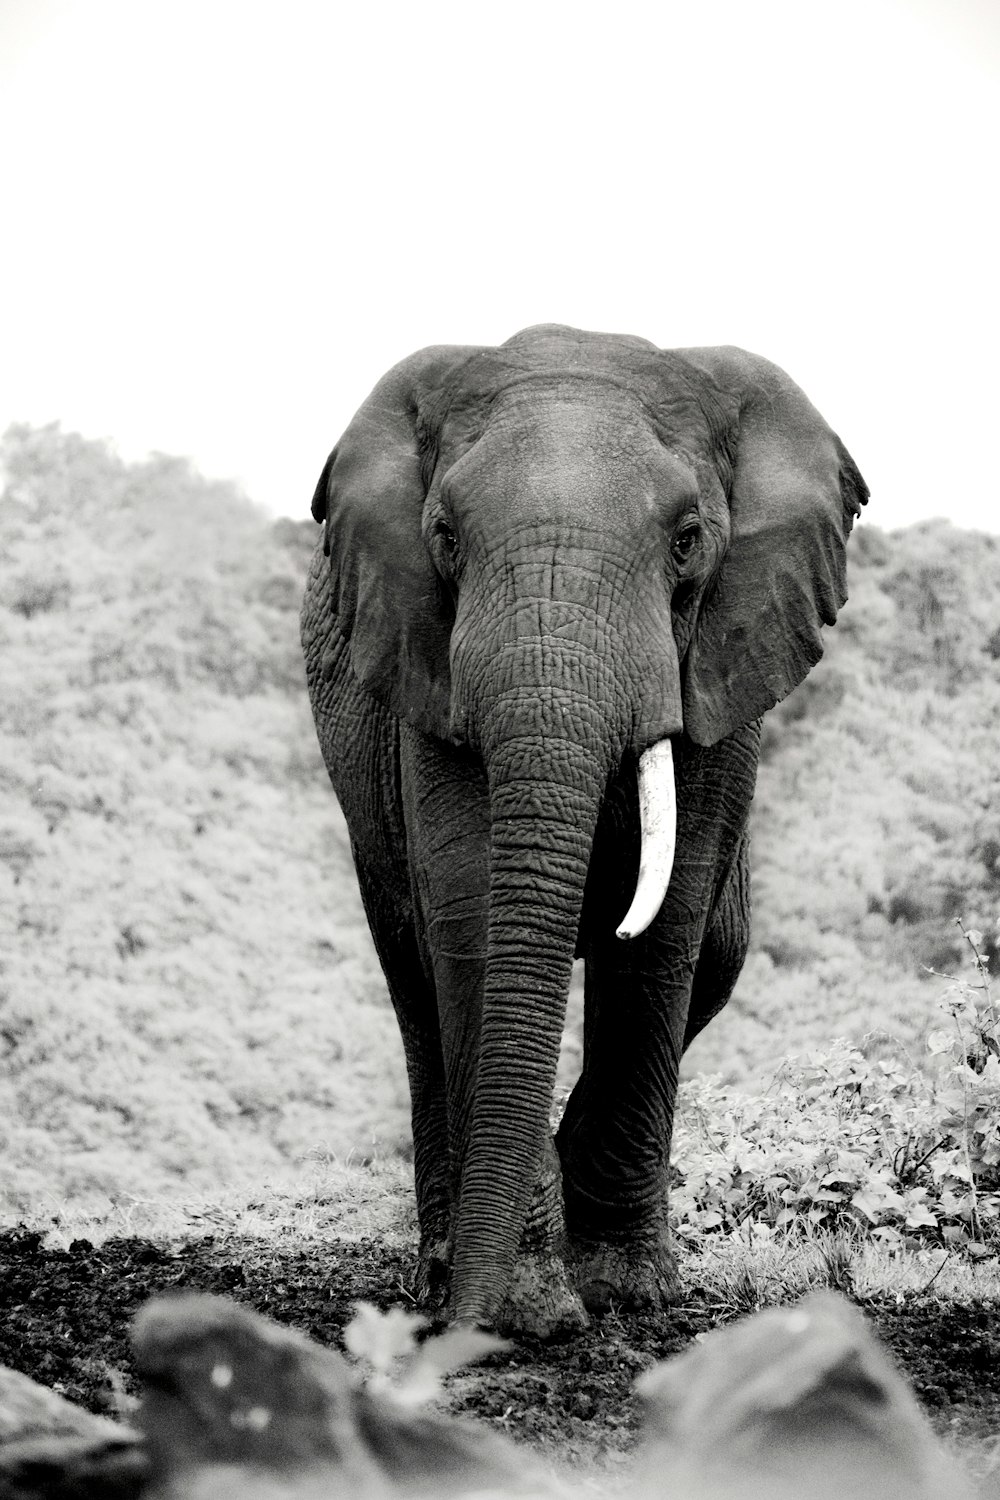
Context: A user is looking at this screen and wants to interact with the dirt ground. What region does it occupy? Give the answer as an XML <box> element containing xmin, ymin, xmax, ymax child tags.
<box><xmin>2</xmin><ymin>1226</ymin><xmax>1000</xmax><ymax>1482</ymax></box>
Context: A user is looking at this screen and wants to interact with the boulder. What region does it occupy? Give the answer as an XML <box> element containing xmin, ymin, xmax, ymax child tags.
<box><xmin>133</xmin><ymin>1292</ymin><xmax>540</xmax><ymax>1498</ymax></box>
<box><xmin>635</xmin><ymin>1291</ymin><xmax>970</xmax><ymax>1500</ymax></box>
<box><xmin>0</xmin><ymin>1365</ymin><xmax>145</xmax><ymax>1499</ymax></box>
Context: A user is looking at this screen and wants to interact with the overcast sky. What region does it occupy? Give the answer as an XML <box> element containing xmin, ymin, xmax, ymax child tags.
<box><xmin>1</xmin><ymin>0</ymin><xmax>997</xmax><ymax>532</ymax></box>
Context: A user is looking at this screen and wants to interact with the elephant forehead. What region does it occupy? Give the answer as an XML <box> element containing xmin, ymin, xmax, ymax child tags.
<box><xmin>445</xmin><ymin>403</ymin><xmax>702</xmax><ymax>528</ymax></box>
<box><xmin>433</xmin><ymin>351</ymin><xmax>723</xmax><ymax>474</ymax></box>
<box><xmin>499</xmin><ymin>322</ymin><xmax>659</xmax><ymax>358</ymax></box>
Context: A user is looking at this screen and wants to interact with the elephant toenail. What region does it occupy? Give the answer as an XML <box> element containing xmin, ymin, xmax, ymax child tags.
<box><xmin>580</xmin><ymin>1279</ymin><xmax>614</xmax><ymax>1315</ymax></box>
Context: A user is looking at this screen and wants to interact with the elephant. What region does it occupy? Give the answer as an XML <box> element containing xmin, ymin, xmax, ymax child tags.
<box><xmin>301</xmin><ymin>323</ymin><xmax>867</xmax><ymax>1337</ymax></box>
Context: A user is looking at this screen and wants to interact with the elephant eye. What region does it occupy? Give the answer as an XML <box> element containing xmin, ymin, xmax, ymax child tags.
<box><xmin>436</xmin><ymin>521</ymin><xmax>458</xmax><ymax>554</ymax></box>
<box><xmin>672</xmin><ymin>523</ymin><xmax>701</xmax><ymax>564</ymax></box>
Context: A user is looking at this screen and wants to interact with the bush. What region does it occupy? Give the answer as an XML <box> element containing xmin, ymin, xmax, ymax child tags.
<box><xmin>673</xmin><ymin>924</ymin><xmax>1000</xmax><ymax>1258</ymax></box>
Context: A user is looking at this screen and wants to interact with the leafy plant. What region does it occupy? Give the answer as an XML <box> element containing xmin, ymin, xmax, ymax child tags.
<box><xmin>673</xmin><ymin>920</ymin><xmax>1000</xmax><ymax>1259</ymax></box>
<box><xmin>343</xmin><ymin>1302</ymin><xmax>504</xmax><ymax>1406</ymax></box>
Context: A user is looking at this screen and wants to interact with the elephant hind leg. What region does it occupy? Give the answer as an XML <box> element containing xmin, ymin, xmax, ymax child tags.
<box><xmin>682</xmin><ymin>829</ymin><xmax>752</xmax><ymax>1053</ymax></box>
<box><xmin>352</xmin><ymin>848</ymin><xmax>451</xmax><ymax>1298</ymax></box>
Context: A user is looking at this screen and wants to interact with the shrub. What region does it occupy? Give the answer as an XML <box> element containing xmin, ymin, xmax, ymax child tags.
<box><xmin>673</xmin><ymin>923</ymin><xmax>1000</xmax><ymax>1258</ymax></box>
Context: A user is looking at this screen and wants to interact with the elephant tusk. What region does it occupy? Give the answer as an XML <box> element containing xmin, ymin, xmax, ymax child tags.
<box><xmin>615</xmin><ymin>738</ymin><xmax>677</xmax><ymax>941</ymax></box>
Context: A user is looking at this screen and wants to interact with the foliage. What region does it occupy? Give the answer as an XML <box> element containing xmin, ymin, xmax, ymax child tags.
<box><xmin>687</xmin><ymin>518</ymin><xmax>1000</xmax><ymax>1083</ymax></box>
<box><xmin>673</xmin><ymin>930</ymin><xmax>1000</xmax><ymax>1261</ymax></box>
<box><xmin>0</xmin><ymin>423</ymin><xmax>410</xmax><ymax>1214</ymax></box>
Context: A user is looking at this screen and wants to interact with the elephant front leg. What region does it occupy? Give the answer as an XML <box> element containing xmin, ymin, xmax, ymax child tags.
<box><xmin>558</xmin><ymin>727</ymin><xmax>760</xmax><ymax>1314</ymax></box>
<box><xmin>557</xmin><ymin>927</ymin><xmax>688</xmax><ymax>1314</ymax></box>
<box><xmin>402</xmin><ymin>732</ymin><xmax>587</xmax><ymax>1338</ymax></box>
<box><xmin>430</xmin><ymin>949</ymin><xmax>586</xmax><ymax>1338</ymax></box>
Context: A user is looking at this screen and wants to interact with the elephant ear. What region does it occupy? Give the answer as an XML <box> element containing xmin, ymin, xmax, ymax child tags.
<box><xmin>676</xmin><ymin>347</ymin><xmax>868</xmax><ymax>746</ymax></box>
<box><xmin>310</xmin><ymin>345</ymin><xmax>478</xmax><ymax>738</ymax></box>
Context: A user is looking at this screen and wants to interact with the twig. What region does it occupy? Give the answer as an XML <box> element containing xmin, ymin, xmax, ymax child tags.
<box><xmin>956</xmin><ymin>917</ymin><xmax>997</xmax><ymax>1031</ymax></box>
<box><xmin>920</xmin><ymin>1248</ymin><xmax>952</xmax><ymax>1295</ymax></box>
<box><xmin>693</xmin><ymin>1101</ymin><xmax>728</xmax><ymax>1156</ymax></box>
<box><xmin>949</xmin><ymin>1006</ymin><xmax>982</xmax><ymax>1242</ymax></box>
<box><xmin>910</xmin><ymin>1138</ymin><xmax>948</xmax><ymax>1175</ymax></box>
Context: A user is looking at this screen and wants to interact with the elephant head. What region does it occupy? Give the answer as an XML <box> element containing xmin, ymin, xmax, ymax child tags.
<box><xmin>310</xmin><ymin>324</ymin><xmax>866</xmax><ymax>1326</ymax></box>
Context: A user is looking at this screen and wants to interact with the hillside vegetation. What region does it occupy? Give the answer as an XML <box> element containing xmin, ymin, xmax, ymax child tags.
<box><xmin>2</xmin><ymin>424</ymin><xmax>999</xmax><ymax>1214</ymax></box>
<box><xmin>0</xmin><ymin>425</ymin><xmax>408</xmax><ymax>1211</ymax></box>
<box><xmin>685</xmin><ymin>512</ymin><xmax>1000</xmax><ymax>1078</ymax></box>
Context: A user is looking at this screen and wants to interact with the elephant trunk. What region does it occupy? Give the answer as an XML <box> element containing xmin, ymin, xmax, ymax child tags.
<box><xmin>450</xmin><ymin>686</ymin><xmax>615</xmax><ymax>1327</ymax></box>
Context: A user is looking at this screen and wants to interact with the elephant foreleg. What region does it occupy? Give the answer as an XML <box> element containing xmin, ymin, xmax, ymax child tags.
<box><xmin>352</xmin><ymin>848</ymin><xmax>451</xmax><ymax>1300</ymax></box>
<box><xmin>557</xmin><ymin>922</ymin><xmax>686</xmax><ymax>1313</ymax></box>
<box><xmin>558</xmin><ymin>723</ymin><xmax>760</xmax><ymax>1312</ymax></box>
<box><xmin>400</xmin><ymin>730</ymin><xmax>587</xmax><ymax>1337</ymax></box>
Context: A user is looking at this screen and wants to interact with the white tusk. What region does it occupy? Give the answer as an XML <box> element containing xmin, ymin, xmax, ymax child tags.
<box><xmin>615</xmin><ymin>738</ymin><xmax>677</xmax><ymax>940</ymax></box>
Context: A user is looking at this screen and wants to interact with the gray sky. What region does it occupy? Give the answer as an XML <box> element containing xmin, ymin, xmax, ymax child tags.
<box><xmin>1</xmin><ymin>0</ymin><xmax>997</xmax><ymax>531</ymax></box>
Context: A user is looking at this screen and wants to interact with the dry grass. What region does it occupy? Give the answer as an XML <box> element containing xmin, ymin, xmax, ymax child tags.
<box><xmin>14</xmin><ymin>1169</ymin><xmax>1000</xmax><ymax>1312</ymax></box>
<box><xmin>691</xmin><ymin>1229</ymin><xmax>1000</xmax><ymax>1310</ymax></box>
<box><xmin>17</xmin><ymin>1156</ymin><xmax>415</xmax><ymax>1252</ymax></box>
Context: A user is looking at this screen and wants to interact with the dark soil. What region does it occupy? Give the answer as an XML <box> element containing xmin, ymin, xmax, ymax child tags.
<box><xmin>2</xmin><ymin>1227</ymin><xmax>1000</xmax><ymax>1477</ymax></box>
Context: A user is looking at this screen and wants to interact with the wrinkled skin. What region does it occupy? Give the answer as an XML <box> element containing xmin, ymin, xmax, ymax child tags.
<box><xmin>301</xmin><ymin>325</ymin><xmax>867</xmax><ymax>1336</ymax></box>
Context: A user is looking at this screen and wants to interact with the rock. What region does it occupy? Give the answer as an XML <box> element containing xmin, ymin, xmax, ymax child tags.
<box><xmin>0</xmin><ymin>1365</ymin><xmax>145</xmax><ymax>1499</ymax></box>
<box><xmin>133</xmin><ymin>1292</ymin><xmax>540</xmax><ymax>1497</ymax></box>
<box><xmin>133</xmin><ymin>1292</ymin><xmax>380</xmax><ymax>1492</ymax></box>
<box><xmin>0</xmin><ymin>1366</ymin><xmax>125</xmax><ymax>1446</ymax></box>
<box><xmin>0</xmin><ymin>1432</ymin><xmax>148</xmax><ymax>1499</ymax></box>
<box><xmin>11</xmin><ymin>1285</ymin><xmax>976</xmax><ymax>1499</ymax></box>
<box><xmin>635</xmin><ymin>1291</ymin><xmax>970</xmax><ymax>1500</ymax></box>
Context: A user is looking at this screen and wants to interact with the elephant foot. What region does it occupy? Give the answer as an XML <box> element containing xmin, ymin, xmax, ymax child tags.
<box><xmin>566</xmin><ymin>1234</ymin><xmax>680</xmax><ymax>1316</ymax></box>
<box><xmin>413</xmin><ymin>1235</ymin><xmax>451</xmax><ymax>1309</ymax></box>
<box><xmin>496</xmin><ymin>1253</ymin><xmax>590</xmax><ymax>1341</ymax></box>
<box><xmin>486</xmin><ymin>1137</ymin><xmax>586</xmax><ymax>1338</ymax></box>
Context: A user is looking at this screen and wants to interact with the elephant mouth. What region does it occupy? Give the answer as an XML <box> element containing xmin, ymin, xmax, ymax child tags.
<box><xmin>616</xmin><ymin>737</ymin><xmax>677</xmax><ymax>940</ymax></box>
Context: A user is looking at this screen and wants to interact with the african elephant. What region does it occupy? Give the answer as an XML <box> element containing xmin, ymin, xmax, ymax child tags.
<box><xmin>301</xmin><ymin>324</ymin><xmax>867</xmax><ymax>1337</ymax></box>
